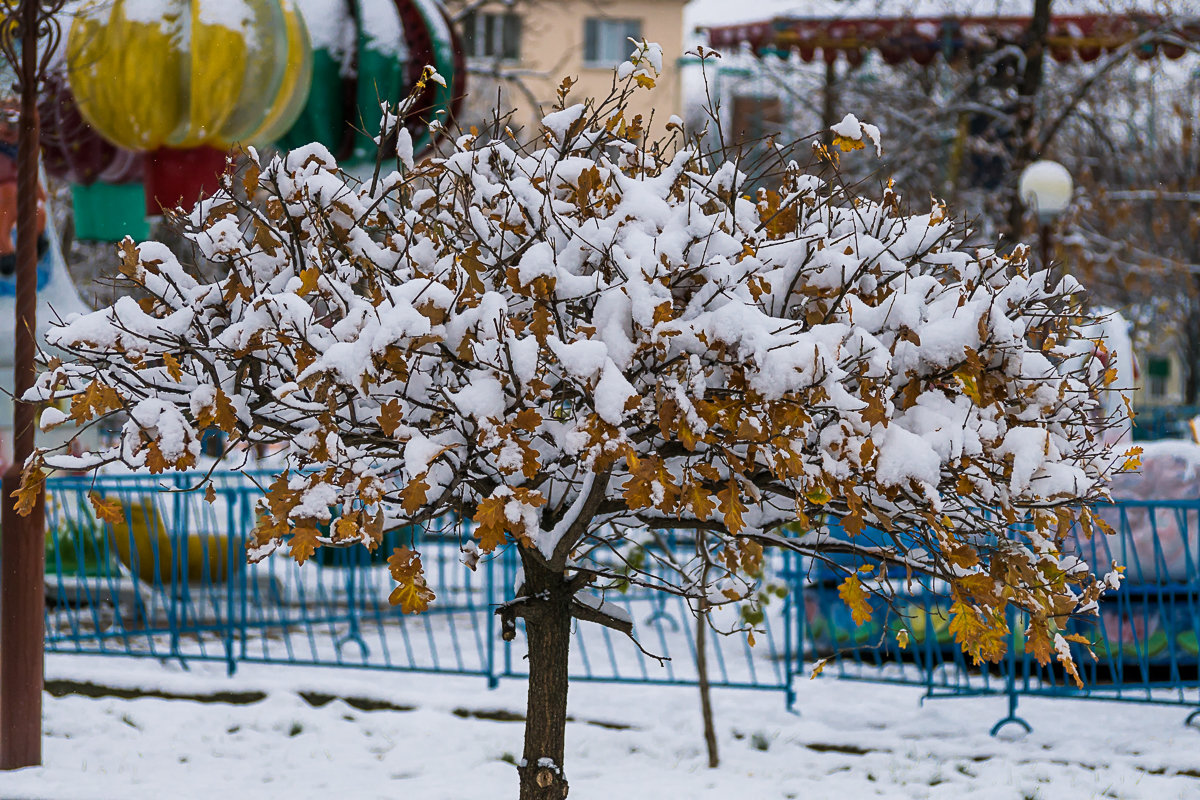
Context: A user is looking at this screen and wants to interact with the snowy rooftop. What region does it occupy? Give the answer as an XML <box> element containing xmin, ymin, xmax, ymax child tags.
<box><xmin>686</xmin><ymin>0</ymin><xmax>1200</xmax><ymax>31</ymax></box>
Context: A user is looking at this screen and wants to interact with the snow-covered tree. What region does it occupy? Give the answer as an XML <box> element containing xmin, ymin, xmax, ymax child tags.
<box><xmin>26</xmin><ymin>45</ymin><xmax>1130</xmax><ymax>800</ymax></box>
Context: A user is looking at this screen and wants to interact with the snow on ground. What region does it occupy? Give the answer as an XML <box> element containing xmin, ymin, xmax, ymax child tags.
<box><xmin>2</xmin><ymin>654</ymin><xmax>1198</xmax><ymax>799</ymax></box>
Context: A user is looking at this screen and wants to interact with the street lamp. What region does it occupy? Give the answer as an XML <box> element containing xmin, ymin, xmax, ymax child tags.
<box><xmin>1018</xmin><ymin>159</ymin><xmax>1074</xmax><ymax>278</ymax></box>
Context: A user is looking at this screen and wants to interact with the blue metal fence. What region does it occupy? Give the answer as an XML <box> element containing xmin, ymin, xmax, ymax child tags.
<box><xmin>799</xmin><ymin>499</ymin><xmax>1200</xmax><ymax>730</ymax></box>
<box><xmin>40</xmin><ymin>472</ymin><xmax>1200</xmax><ymax>730</ymax></box>
<box><xmin>42</xmin><ymin>471</ymin><xmax>794</xmax><ymax>693</ymax></box>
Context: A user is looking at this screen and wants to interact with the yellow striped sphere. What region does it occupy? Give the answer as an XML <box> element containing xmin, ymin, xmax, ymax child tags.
<box><xmin>67</xmin><ymin>0</ymin><xmax>313</xmax><ymax>152</ymax></box>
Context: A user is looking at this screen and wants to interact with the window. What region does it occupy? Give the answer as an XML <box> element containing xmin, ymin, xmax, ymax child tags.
<box><xmin>730</xmin><ymin>95</ymin><xmax>784</xmax><ymax>143</ymax></box>
<box><xmin>1148</xmin><ymin>356</ymin><xmax>1171</xmax><ymax>399</ymax></box>
<box><xmin>461</xmin><ymin>11</ymin><xmax>521</xmax><ymax>61</ymax></box>
<box><xmin>584</xmin><ymin>18</ymin><xmax>642</xmax><ymax>67</ymax></box>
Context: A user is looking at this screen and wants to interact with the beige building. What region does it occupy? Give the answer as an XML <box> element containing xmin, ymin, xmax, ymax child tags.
<box><xmin>449</xmin><ymin>0</ymin><xmax>686</xmax><ymax>133</ymax></box>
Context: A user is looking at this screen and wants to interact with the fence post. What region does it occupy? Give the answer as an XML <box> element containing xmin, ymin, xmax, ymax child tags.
<box><xmin>990</xmin><ymin>605</ymin><xmax>1031</xmax><ymax>736</ymax></box>
<box><xmin>238</xmin><ymin>484</ymin><xmax>252</xmax><ymax>666</ymax></box>
<box><xmin>168</xmin><ymin>474</ymin><xmax>184</xmax><ymax>665</ymax></box>
<box><xmin>783</xmin><ymin>549</ymin><xmax>798</xmax><ymax>710</ymax></box>
<box><xmin>486</xmin><ymin>530</ymin><xmax>499</xmax><ymax>689</ymax></box>
<box><xmin>224</xmin><ymin>484</ymin><xmax>237</xmax><ymax>676</ymax></box>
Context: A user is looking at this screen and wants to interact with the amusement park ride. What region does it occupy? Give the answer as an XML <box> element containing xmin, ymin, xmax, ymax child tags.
<box><xmin>0</xmin><ymin>0</ymin><xmax>464</xmax><ymax>767</ymax></box>
<box><xmin>0</xmin><ymin>0</ymin><xmax>466</xmax><ymax>470</ymax></box>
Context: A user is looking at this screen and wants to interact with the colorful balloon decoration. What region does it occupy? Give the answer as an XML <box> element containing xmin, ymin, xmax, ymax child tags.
<box><xmin>42</xmin><ymin>0</ymin><xmax>464</xmax><ymax>237</ymax></box>
<box><xmin>66</xmin><ymin>0</ymin><xmax>314</xmax><ymax>215</ymax></box>
<box><xmin>39</xmin><ymin>74</ymin><xmax>149</xmax><ymax>241</ymax></box>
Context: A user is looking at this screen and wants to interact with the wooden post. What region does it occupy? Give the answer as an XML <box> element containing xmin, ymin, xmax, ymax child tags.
<box><xmin>0</xmin><ymin>0</ymin><xmax>48</xmax><ymax>770</ymax></box>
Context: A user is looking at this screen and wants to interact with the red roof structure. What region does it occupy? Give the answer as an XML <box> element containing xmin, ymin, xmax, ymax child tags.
<box><xmin>703</xmin><ymin>14</ymin><xmax>1200</xmax><ymax>66</ymax></box>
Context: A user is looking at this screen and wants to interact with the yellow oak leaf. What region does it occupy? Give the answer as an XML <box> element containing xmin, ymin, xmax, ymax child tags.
<box><xmin>683</xmin><ymin>481</ymin><xmax>716</xmax><ymax>520</ymax></box>
<box><xmin>954</xmin><ymin>369</ymin><xmax>982</xmax><ymax>405</ymax></box>
<box><xmin>622</xmin><ymin>474</ymin><xmax>654</xmax><ymax>510</ymax></box>
<box><xmin>838</xmin><ymin>574</ymin><xmax>873</xmax><ymax>626</ymax></box>
<box><xmin>387</xmin><ymin>546</ymin><xmax>435</xmax><ymax>614</ymax></box>
<box><xmin>12</xmin><ymin>463</ymin><xmax>45</xmax><ymax>517</ymax></box>
<box><xmin>832</xmin><ymin>134</ymin><xmax>865</xmax><ymax>152</ymax></box>
<box><xmin>805</xmin><ymin>485</ymin><xmax>831</xmax><ymax>506</ymax></box>
<box><xmin>297</xmin><ymin>267</ymin><xmax>320</xmax><ymax>296</ymax></box>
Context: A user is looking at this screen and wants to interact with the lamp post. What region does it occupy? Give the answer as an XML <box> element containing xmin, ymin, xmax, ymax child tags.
<box><xmin>1018</xmin><ymin>159</ymin><xmax>1074</xmax><ymax>281</ymax></box>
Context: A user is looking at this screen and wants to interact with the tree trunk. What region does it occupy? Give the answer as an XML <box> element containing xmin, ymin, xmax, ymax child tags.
<box><xmin>1003</xmin><ymin>0</ymin><xmax>1054</xmax><ymax>243</ymax></box>
<box><xmin>518</xmin><ymin>560</ymin><xmax>573</xmax><ymax>800</ymax></box>
<box><xmin>695</xmin><ymin>612</ymin><xmax>719</xmax><ymax>768</ymax></box>
<box><xmin>820</xmin><ymin>58</ymin><xmax>838</xmax><ymax>149</ymax></box>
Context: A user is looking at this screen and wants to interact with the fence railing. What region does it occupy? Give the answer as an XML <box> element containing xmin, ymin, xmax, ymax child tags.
<box><xmin>801</xmin><ymin>499</ymin><xmax>1200</xmax><ymax>731</ymax></box>
<box><xmin>43</xmin><ymin>472</ymin><xmax>795</xmax><ymax>693</ymax></box>
<box><xmin>40</xmin><ymin>472</ymin><xmax>1200</xmax><ymax>731</ymax></box>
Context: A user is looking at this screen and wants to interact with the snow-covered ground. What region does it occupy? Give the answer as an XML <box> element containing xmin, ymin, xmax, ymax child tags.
<box><xmin>3</xmin><ymin>653</ymin><xmax>1198</xmax><ymax>799</ymax></box>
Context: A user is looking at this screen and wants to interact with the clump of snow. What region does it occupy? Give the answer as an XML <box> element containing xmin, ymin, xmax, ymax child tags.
<box><xmin>830</xmin><ymin>113</ymin><xmax>882</xmax><ymax>156</ymax></box>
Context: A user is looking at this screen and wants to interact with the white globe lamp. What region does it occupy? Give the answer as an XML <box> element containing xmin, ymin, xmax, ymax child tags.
<box><xmin>1019</xmin><ymin>160</ymin><xmax>1074</xmax><ymax>224</ymax></box>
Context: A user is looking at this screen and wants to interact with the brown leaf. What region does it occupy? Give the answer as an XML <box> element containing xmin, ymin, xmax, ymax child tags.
<box><xmin>333</xmin><ymin>516</ymin><xmax>360</xmax><ymax>542</ymax></box>
<box><xmin>196</xmin><ymin>389</ymin><xmax>239</xmax><ymax>434</ymax></box>
<box><xmin>144</xmin><ymin>442</ymin><xmax>170</xmax><ymax>474</ymax></box>
<box><xmin>69</xmin><ymin>381</ymin><xmax>123</xmax><ymax>423</ymax></box>
<box><xmin>290</xmin><ymin>526</ymin><xmax>321</xmax><ymax>566</ymax></box>
<box><xmin>88</xmin><ymin>491</ymin><xmax>123</xmax><ymax>525</ymax></box>
<box><xmin>378</xmin><ymin>399</ymin><xmax>404</xmax><ymax>437</ymax></box>
<box><xmin>717</xmin><ymin>482</ymin><xmax>747</xmax><ymax>535</ymax></box>
<box><xmin>162</xmin><ymin>353</ymin><xmax>184</xmax><ymax>381</ymax></box>
<box><xmin>473</xmin><ymin>495</ymin><xmax>509</xmax><ymax>552</ymax></box>
<box><xmin>683</xmin><ymin>481</ymin><xmax>716</xmax><ymax>520</ymax></box>
<box><xmin>363</xmin><ymin>507</ymin><xmax>385</xmax><ymax>551</ymax></box>
<box><xmin>513</xmin><ymin>408</ymin><xmax>542</xmax><ymax>431</ymax></box>
<box><xmin>460</xmin><ymin>243</ymin><xmax>486</xmax><ymax>295</ymax></box>
<box><xmin>400</xmin><ymin>475</ymin><xmax>430</xmax><ymax>515</ymax></box>
<box><xmin>530</xmin><ymin>303</ymin><xmax>553</xmax><ymax>343</ymax></box>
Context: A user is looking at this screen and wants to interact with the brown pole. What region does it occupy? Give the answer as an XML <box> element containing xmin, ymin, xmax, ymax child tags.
<box><xmin>1040</xmin><ymin>222</ymin><xmax>1052</xmax><ymax>282</ymax></box>
<box><xmin>0</xmin><ymin>0</ymin><xmax>46</xmax><ymax>770</ymax></box>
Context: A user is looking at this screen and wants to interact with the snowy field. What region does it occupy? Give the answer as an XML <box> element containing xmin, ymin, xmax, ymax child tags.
<box><xmin>3</xmin><ymin>653</ymin><xmax>1198</xmax><ymax>799</ymax></box>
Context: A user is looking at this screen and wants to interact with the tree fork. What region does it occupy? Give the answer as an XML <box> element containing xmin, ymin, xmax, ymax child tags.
<box><xmin>517</xmin><ymin>557</ymin><xmax>573</xmax><ymax>800</ymax></box>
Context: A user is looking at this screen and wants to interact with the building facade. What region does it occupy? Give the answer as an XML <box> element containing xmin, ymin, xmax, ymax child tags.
<box><xmin>449</xmin><ymin>0</ymin><xmax>685</xmax><ymax>133</ymax></box>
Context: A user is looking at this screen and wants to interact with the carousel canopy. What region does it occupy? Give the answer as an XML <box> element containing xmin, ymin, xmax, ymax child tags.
<box><xmin>703</xmin><ymin>14</ymin><xmax>1200</xmax><ymax>65</ymax></box>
